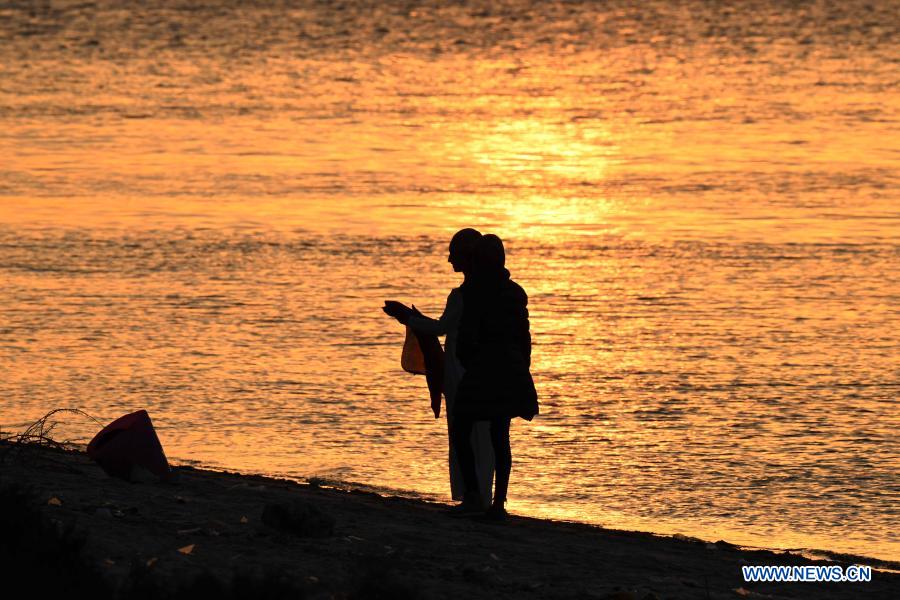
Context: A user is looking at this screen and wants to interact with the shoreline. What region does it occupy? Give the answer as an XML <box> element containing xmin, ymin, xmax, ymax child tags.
<box><xmin>170</xmin><ymin>459</ymin><xmax>898</xmax><ymax>569</ymax></box>
<box><xmin>2</xmin><ymin>442</ymin><xmax>897</xmax><ymax>599</ymax></box>
<box><xmin>193</xmin><ymin>466</ymin><xmax>899</xmax><ymax>570</ymax></box>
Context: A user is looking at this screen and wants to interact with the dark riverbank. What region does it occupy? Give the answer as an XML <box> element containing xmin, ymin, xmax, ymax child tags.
<box><xmin>1</xmin><ymin>442</ymin><xmax>896</xmax><ymax>599</ymax></box>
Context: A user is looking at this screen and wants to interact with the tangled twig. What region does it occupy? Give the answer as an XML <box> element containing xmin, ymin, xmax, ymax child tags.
<box><xmin>0</xmin><ymin>408</ymin><xmax>104</xmax><ymax>469</ymax></box>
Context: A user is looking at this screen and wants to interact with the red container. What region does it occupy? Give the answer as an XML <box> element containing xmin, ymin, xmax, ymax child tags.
<box><xmin>87</xmin><ymin>410</ymin><xmax>171</xmax><ymax>481</ymax></box>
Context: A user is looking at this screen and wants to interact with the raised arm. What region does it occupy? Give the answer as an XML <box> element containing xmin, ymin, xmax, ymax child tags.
<box><xmin>406</xmin><ymin>288</ymin><xmax>462</xmax><ymax>337</ymax></box>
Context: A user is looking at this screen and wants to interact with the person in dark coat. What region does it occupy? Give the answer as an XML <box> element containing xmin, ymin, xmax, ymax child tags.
<box><xmin>451</xmin><ymin>234</ymin><xmax>538</xmax><ymax>519</ymax></box>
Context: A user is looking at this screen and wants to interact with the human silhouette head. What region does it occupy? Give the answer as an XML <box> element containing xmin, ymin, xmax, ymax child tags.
<box><xmin>472</xmin><ymin>234</ymin><xmax>505</xmax><ymax>274</ymax></box>
<box><xmin>448</xmin><ymin>228</ymin><xmax>482</xmax><ymax>273</ymax></box>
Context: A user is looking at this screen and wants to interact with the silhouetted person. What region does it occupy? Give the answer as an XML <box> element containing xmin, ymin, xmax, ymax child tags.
<box><xmin>452</xmin><ymin>234</ymin><xmax>539</xmax><ymax>519</ymax></box>
<box><xmin>383</xmin><ymin>229</ymin><xmax>495</xmax><ymax>509</ymax></box>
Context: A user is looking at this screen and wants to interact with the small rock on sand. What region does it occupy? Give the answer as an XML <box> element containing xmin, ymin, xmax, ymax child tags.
<box><xmin>261</xmin><ymin>500</ymin><xmax>335</xmax><ymax>538</ymax></box>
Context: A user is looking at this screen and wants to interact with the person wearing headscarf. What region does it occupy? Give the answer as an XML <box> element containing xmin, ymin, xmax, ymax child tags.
<box><xmin>452</xmin><ymin>234</ymin><xmax>539</xmax><ymax>520</ymax></box>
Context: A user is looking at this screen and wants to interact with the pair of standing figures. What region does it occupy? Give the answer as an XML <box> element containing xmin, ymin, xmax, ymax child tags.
<box><xmin>384</xmin><ymin>229</ymin><xmax>539</xmax><ymax>519</ymax></box>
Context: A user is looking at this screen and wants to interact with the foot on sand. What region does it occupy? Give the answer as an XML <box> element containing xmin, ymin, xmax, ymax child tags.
<box><xmin>477</xmin><ymin>503</ymin><xmax>508</xmax><ymax>522</ymax></box>
<box><xmin>446</xmin><ymin>493</ymin><xmax>485</xmax><ymax>517</ymax></box>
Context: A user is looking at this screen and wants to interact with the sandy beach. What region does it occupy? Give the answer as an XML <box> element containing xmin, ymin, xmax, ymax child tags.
<box><xmin>1</xmin><ymin>442</ymin><xmax>896</xmax><ymax>600</ymax></box>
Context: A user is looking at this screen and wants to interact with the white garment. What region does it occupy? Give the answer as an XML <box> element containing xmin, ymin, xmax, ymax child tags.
<box><xmin>407</xmin><ymin>287</ymin><xmax>495</xmax><ymax>508</ymax></box>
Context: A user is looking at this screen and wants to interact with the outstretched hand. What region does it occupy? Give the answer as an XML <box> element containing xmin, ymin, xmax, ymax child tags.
<box><xmin>383</xmin><ymin>300</ymin><xmax>413</xmax><ymax>324</ymax></box>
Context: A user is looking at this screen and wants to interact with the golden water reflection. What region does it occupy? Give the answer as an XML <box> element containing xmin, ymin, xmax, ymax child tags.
<box><xmin>1</xmin><ymin>0</ymin><xmax>898</xmax><ymax>562</ymax></box>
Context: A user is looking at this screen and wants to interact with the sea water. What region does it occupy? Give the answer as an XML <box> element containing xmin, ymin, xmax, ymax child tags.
<box><xmin>1</xmin><ymin>0</ymin><xmax>897</xmax><ymax>561</ymax></box>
